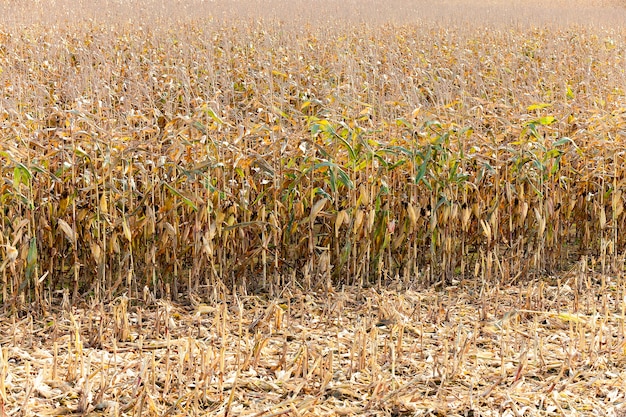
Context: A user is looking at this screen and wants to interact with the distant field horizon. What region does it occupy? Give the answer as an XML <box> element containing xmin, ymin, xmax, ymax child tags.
<box><xmin>1</xmin><ymin>0</ymin><xmax>626</xmax><ymax>28</ymax></box>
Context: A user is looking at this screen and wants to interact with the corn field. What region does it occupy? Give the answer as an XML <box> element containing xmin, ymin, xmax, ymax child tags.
<box><xmin>3</xmin><ymin>1</ymin><xmax>626</xmax><ymax>416</ymax></box>
<box><xmin>1</xmin><ymin>1</ymin><xmax>626</xmax><ymax>310</ymax></box>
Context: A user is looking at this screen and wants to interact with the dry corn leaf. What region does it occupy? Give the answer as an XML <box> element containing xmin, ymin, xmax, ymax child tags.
<box><xmin>57</xmin><ymin>219</ymin><xmax>76</xmax><ymax>245</ymax></box>
<box><xmin>310</xmin><ymin>198</ymin><xmax>328</xmax><ymax>222</ymax></box>
<box><xmin>122</xmin><ymin>217</ymin><xmax>132</xmax><ymax>242</ymax></box>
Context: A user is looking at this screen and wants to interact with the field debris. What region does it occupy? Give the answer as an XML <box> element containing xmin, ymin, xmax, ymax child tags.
<box><xmin>2</xmin><ymin>277</ymin><xmax>625</xmax><ymax>416</ymax></box>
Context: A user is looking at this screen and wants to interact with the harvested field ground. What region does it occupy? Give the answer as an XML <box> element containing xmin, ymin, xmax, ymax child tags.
<box><xmin>2</xmin><ymin>267</ymin><xmax>626</xmax><ymax>416</ymax></box>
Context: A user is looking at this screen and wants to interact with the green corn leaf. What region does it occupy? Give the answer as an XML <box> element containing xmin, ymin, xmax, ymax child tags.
<box><xmin>537</xmin><ymin>116</ymin><xmax>556</xmax><ymax>125</ymax></box>
<box><xmin>13</xmin><ymin>163</ymin><xmax>32</xmax><ymax>188</ymax></box>
<box><xmin>163</xmin><ymin>182</ymin><xmax>198</xmax><ymax>211</ymax></box>
<box><xmin>22</xmin><ymin>237</ymin><xmax>38</xmax><ymax>292</ymax></box>
<box><xmin>203</xmin><ymin>106</ymin><xmax>225</xmax><ymax>125</ymax></box>
<box><xmin>553</xmin><ymin>137</ymin><xmax>576</xmax><ymax>148</ymax></box>
<box><xmin>527</xmin><ymin>103</ymin><xmax>551</xmax><ymax>111</ymax></box>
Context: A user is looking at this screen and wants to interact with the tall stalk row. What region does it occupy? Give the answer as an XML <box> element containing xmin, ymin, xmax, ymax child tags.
<box><xmin>0</xmin><ymin>21</ymin><xmax>625</xmax><ymax>307</ymax></box>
